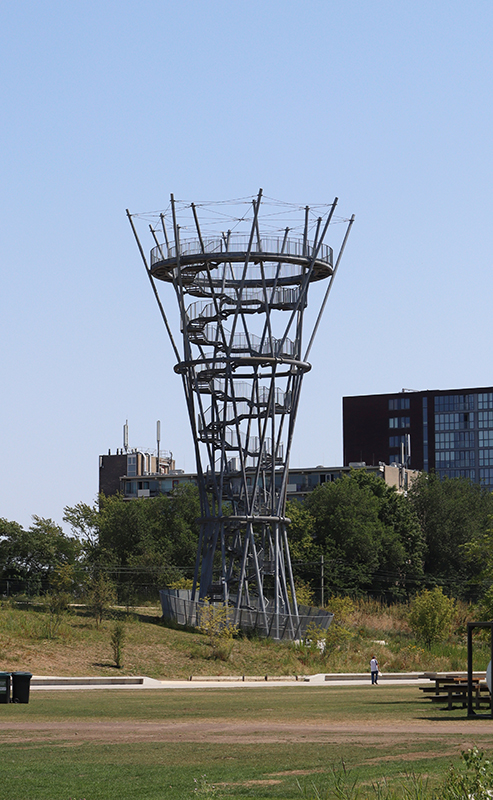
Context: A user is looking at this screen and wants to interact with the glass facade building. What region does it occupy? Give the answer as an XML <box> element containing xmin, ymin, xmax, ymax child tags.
<box><xmin>343</xmin><ymin>386</ymin><xmax>493</xmax><ymax>491</ymax></box>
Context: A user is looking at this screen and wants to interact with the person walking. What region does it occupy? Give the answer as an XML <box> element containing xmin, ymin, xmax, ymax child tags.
<box><xmin>370</xmin><ymin>655</ymin><xmax>379</xmax><ymax>685</ymax></box>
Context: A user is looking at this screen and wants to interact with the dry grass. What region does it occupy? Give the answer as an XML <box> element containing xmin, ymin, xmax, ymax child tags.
<box><xmin>0</xmin><ymin>596</ymin><xmax>483</xmax><ymax>679</ymax></box>
<box><xmin>347</xmin><ymin>597</ymin><xmax>412</xmax><ymax>635</ymax></box>
<box><xmin>0</xmin><ymin>601</ymin><xmax>306</xmax><ymax>679</ymax></box>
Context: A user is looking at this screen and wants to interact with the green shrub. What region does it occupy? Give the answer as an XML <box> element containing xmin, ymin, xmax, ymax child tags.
<box><xmin>289</xmin><ymin>579</ymin><xmax>315</xmax><ymax>607</ymax></box>
<box><xmin>197</xmin><ymin>600</ymin><xmax>238</xmax><ymax>660</ymax></box>
<box><xmin>168</xmin><ymin>577</ymin><xmax>194</xmax><ymax>590</ymax></box>
<box><xmin>409</xmin><ymin>587</ymin><xmax>455</xmax><ymax>649</ymax></box>
<box><xmin>326</xmin><ymin>595</ymin><xmax>356</xmax><ymax>622</ymax></box>
<box><xmin>441</xmin><ymin>746</ymin><xmax>493</xmax><ymax>800</ymax></box>
<box><xmin>44</xmin><ymin>592</ymin><xmax>71</xmax><ymax>638</ymax></box>
<box><xmin>111</xmin><ymin>621</ymin><xmax>126</xmax><ymax>668</ymax></box>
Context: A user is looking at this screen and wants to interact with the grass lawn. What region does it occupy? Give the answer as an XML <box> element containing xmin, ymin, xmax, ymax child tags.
<box><xmin>1</xmin><ymin>685</ymin><xmax>492</xmax><ymax>799</ymax></box>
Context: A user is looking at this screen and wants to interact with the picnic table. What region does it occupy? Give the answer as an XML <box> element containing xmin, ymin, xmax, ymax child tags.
<box><xmin>419</xmin><ymin>673</ymin><xmax>491</xmax><ymax>710</ymax></box>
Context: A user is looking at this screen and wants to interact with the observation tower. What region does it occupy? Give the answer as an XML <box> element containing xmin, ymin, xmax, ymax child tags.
<box><xmin>127</xmin><ymin>191</ymin><xmax>354</xmax><ymax>639</ymax></box>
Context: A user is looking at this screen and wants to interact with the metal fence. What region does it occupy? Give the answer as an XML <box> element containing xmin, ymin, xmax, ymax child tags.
<box><xmin>159</xmin><ymin>588</ymin><xmax>333</xmax><ymax>641</ymax></box>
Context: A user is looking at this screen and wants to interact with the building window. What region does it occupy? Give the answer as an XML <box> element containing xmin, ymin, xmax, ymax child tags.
<box><xmin>478</xmin><ymin>411</ymin><xmax>493</xmax><ymax>428</ymax></box>
<box><xmin>389</xmin><ymin>398</ymin><xmax>410</xmax><ymax>411</ymax></box>
<box><xmin>479</xmin><ymin>450</ymin><xmax>493</xmax><ymax>467</ymax></box>
<box><xmin>389</xmin><ymin>417</ymin><xmax>410</xmax><ymax>428</ymax></box>
<box><xmin>435</xmin><ymin>450</ymin><xmax>475</xmax><ymax>468</ymax></box>
<box><xmin>479</xmin><ymin>431</ymin><xmax>493</xmax><ymax>447</ymax></box>
<box><xmin>434</xmin><ymin>395</ymin><xmax>474</xmax><ymax>413</ymax></box>
<box><xmin>435</xmin><ymin>412</ymin><xmax>474</xmax><ymax>431</ymax></box>
<box><xmin>127</xmin><ymin>454</ymin><xmax>137</xmax><ymax>477</ymax></box>
<box><xmin>320</xmin><ymin>473</ymin><xmax>337</xmax><ymax>484</ymax></box>
<box><xmin>438</xmin><ymin>469</ymin><xmax>476</xmax><ymax>481</ymax></box>
<box><xmin>389</xmin><ymin>454</ymin><xmax>400</xmax><ymax>464</ymax></box>
<box><xmin>389</xmin><ymin>435</ymin><xmax>407</xmax><ymax>448</ymax></box>
<box><xmin>478</xmin><ymin>393</ymin><xmax>493</xmax><ymax>410</ymax></box>
<box><xmin>435</xmin><ymin>432</ymin><xmax>475</xmax><ymax>449</ymax></box>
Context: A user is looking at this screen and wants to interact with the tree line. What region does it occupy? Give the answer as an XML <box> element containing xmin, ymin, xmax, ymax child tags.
<box><xmin>1</xmin><ymin>471</ymin><xmax>493</xmax><ymax>604</ymax></box>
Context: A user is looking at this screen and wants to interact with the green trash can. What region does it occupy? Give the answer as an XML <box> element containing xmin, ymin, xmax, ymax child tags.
<box><xmin>12</xmin><ymin>672</ymin><xmax>32</xmax><ymax>704</ymax></box>
<box><xmin>0</xmin><ymin>673</ymin><xmax>11</xmax><ymax>704</ymax></box>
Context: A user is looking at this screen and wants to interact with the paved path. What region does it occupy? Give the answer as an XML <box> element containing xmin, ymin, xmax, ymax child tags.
<box><xmin>29</xmin><ymin>672</ymin><xmax>433</xmax><ymax>691</ymax></box>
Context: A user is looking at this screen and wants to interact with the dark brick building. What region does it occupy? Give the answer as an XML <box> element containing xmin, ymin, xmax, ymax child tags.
<box><xmin>343</xmin><ymin>386</ymin><xmax>493</xmax><ymax>490</ymax></box>
<box><xmin>99</xmin><ymin>450</ymin><xmax>176</xmax><ymax>497</ymax></box>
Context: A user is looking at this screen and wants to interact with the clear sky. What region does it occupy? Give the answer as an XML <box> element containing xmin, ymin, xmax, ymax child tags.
<box><xmin>1</xmin><ymin>0</ymin><xmax>492</xmax><ymax>530</ymax></box>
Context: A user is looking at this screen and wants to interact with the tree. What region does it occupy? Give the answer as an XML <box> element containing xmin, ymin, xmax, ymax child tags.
<box><xmin>286</xmin><ymin>500</ymin><xmax>316</xmax><ymax>564</ymax></box>
<box><xmin>463</xmin><ymin>517</ymin><xmax>493</xmax><ymax>611</ymax></box>
<box><xmin>305</xmin><ymin>473</ymin><xmax>385</xmax><ymax>594</ymax></box>
<box><xmin>408</xmin><ymin>472</ymin><xmax>493</xmax><ymax>598</ymax></box>
<box><xmin>86</xmin><ymin>572</ymin><xmax>117</xmax><ymax>627</ymax></box>
<box><xmin>63</xmin><ymin>484</ymin><xmax>201</xmax><ymax>598</ymax></box>
<box><xmin>285</xmin><ymin>500</ymin><xmax>317</xmax><ymax>591</ymax></box>
<box><xmin>0</xmin><ymin>516</ymin><xmax>81</xmax><ymax>594</ymax></box>
<box><xmin>303</xmin><ymin>471</ymin><xmax>424</xmax><ymax>597</ymax></box>
<box><xmin>409</xmin><ymin>587</ymin><xmax>455</xmax><ymax>649</ymax></box>
<box><xmin>63</xmin><ymin>502</ymin><xmax>99</xmax><ymax>547</ymax></box>
<box><xmin>45</xmin><ymin>564</ymin><xmax>83</xmax><ymax>635</ymax></box>
<box><xmin>349</xmin><ymin>469</ymin><xmax>425</xmax><ymax>595</ymax></box>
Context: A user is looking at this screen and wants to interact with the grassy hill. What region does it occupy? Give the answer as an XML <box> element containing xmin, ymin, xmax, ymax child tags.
<box><xmin>0</xmin><ymin>597</ymin><xmax>486</xmax><ymax>678</ymax></box>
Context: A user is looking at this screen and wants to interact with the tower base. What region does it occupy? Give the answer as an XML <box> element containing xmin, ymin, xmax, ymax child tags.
<box><xmin>159</xmin><ymin>588</ymin><xmax>333</xmax><ymax>641</ymax></box>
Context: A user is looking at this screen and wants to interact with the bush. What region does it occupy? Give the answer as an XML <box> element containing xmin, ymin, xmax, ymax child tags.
<box><xmin>111</xmin><ymin>621</ymin><xmax>126</xmax><ymax>668</ymax></box>
<box><xmin>409</xmin><ymin>587</ymin><xmax>455</xmax><ymax>649</ymax></box>
<box><xmin>326</xmin><ymin>595</ymin><xmax>356</xmax><ymax>622</ymax></box>
<box><xmin>44</xmin><ymin>592</ymin><xmax>71</xmax><ymax>639</ymax></box>
<box><xmin>168</xmin><ymin>577</ymin><xmax>194</xmax><ymax>590</ymax></box>
<box><xmin>441</xmin><ymin>746</ymin><xmax>493</xmax><ymax>800</ymax></box>
<box><xmin>197</xmin><ymin>600</ymin><xmax>238</xmax><ymax>661</ymax></box>
<box><xmin>290</xmin><ymin>580</ymin><xmax>315</xmax><ymax>607</ymax></box>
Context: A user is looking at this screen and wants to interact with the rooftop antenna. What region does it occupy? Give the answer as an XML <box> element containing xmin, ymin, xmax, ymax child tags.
<box><xmin>123</xmin><ymin>420</ymin><xmax>129</xmax><ymax>453</ymax></box>
<box><xmin>156</xmin><ymin>420</ymin><xmax>161</xmax><ymax>468</ymax></box>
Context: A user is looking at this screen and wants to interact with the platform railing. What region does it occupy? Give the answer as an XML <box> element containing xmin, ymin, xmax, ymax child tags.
<box><xmin>151</xmin><ymin>235</ymin><xmax>333</xmax><ymax>267</ymax></box>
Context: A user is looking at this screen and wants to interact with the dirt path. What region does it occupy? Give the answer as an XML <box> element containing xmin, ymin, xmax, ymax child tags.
<box><xmin>1</xmin><ymin>718</ymin><xmax>492</xmax><ymax>745</ymax></box>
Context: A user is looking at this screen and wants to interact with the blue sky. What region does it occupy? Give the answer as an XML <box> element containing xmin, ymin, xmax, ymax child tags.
<box><xmin>1</xmin><ymin>0</ymin><xmax>492</xmax><ymax>529</ymax></box>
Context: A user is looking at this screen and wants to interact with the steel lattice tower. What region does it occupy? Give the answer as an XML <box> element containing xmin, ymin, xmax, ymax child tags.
<box><xmin>128</xmin><ymin>191</ymin><xmax>354</xmax><ymax>638</ymax></box>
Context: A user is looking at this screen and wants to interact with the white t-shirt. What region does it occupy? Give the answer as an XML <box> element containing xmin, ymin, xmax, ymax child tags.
<box><xmin>370</xmin><ymin>658</ymin><xmax>378</xmax><ymax>672</ymax></box>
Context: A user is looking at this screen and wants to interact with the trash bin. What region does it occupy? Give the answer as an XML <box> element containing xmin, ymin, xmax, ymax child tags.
<box><xmin>0</xmin><ymin>673</ymin><xmax>11</xmax><ymax>704</ymax></box>
<box><xmin>11</xmin><ymin>672</ymin><xmax>32</xmax><ymax>704</ymax></box>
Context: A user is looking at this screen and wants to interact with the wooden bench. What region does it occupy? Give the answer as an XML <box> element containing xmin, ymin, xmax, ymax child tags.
<box><xmin>428</xmin><ymin>686</ymin><xmax>468</xmax><ymax>710</ymax></box>
<box><xmin>419</xmin><ymin>676</ymin><xmax>491</xmax><ymax>710</ymax></box>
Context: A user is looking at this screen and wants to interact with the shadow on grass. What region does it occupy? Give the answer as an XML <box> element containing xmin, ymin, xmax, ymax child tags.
<box><xmin>7</xmin><ymin>598</ymin><xmax>200</xmax><ymax>635</ymax></box>
<box><xmin>419</xmin><ymin>714</ymin><xmax>478</xmax><ymax>721</ymax></box>
<box><xmin>8</xmin><ymin>600</ymin><xmax>49</xmax><ymax>614</ymax></box>
<box><xmin>371</xmin><ymin>700</ymin><xmax>423</xmax><ymax>706</ymax></box>
<box><xmin>69</xmin><ymin>606</ymin><xmax>164</xmax><ymax>626</ymax></box>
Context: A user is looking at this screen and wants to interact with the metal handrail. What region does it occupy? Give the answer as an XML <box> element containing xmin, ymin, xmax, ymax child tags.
<box><xmin>151</xmin><ymin>234</ymin><xmax>333</xmax><ymax>267</ymax></box>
